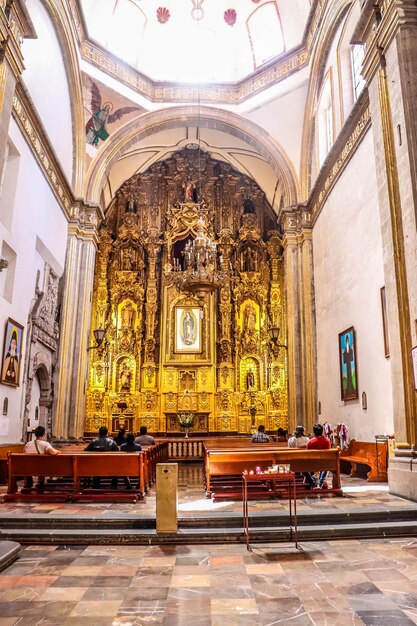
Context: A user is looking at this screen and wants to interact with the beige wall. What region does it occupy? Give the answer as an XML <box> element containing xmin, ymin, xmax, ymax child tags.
<box><xmin>313</xmin><ymin>130</ymin><xmax>394</xmax><ymax>440</ymax></box>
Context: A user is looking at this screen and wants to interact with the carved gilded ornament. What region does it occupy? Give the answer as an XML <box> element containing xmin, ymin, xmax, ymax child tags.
<box><xmin>86</xmin><ymin>148</ymin><xmax>287</xmax><ymax>433</ymax></box>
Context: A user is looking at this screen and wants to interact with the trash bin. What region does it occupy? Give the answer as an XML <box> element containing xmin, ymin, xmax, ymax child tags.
<box><xmin>156</xmin><ymin>463</ymin><xmax>178</xmax><ymax>533</ymax></box>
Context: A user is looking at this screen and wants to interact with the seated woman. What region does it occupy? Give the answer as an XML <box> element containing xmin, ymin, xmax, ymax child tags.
<box><xmin>114</xmin><ymin>428</ymin><xmax>127</xmax><ymax>447</ymax></box>
<box><xmin>288</xmin><ymin>425</ymin><xmax>310</xmax><ymax>448</ymax></box>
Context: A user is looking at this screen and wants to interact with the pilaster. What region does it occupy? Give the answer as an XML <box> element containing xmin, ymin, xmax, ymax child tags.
<box><xmin>353</xmin><ymin>0</ymin><xmax>417</xmax><ymax>451</ymax></box>
<box><xmin>0</xmin><ymin>0</ymin><xmax>35</xmax><ymax>178</ymax></box>
<box><xmin>281</xmin><ymin>206</ymin><xmax>316</xmax><ymax>432</ymax></box>
<box><xmin>54</xmin><ymin>203</ymin><xmax>101</xmax><ymax>438</ymax></box>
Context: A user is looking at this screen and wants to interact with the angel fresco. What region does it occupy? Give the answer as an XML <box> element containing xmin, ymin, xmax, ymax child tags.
<box><xmin>85</xmin><ymin>80</ymin><xmax>140</xmax><ymax>147</ymax></box>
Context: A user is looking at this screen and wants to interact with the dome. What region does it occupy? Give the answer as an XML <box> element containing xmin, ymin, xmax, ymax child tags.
<box><xmin>79</xmin><ymin>0</ymin><xmax>311</xmax><ymax>84</ymax></box>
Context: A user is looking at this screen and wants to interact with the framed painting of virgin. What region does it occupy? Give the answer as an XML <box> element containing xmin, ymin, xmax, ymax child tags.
<box><xmin>175</xmin><ymin>307</ymin><xmax>202</xmax><ymax>353</ymax></box>
<box><xmin>1</xmin><ymin>318</ymin><xmax>24</xmax><ymax>387</ymax></box>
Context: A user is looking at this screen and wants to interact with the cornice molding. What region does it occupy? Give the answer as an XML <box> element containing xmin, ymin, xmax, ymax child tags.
<box><xmin>71</xmin><ymin>0</ymin><xmax>328</xmax><ymax>105</ymax></box>
<box><xmin>12</xmin><ymin>82</ymin><xmax>73</xmax><ymax>219</ymax></box>
<box><xmin>12</xmin><ymin>81</ymin><xmax>103</xmax><ymax>229</ymax></box>
<box><xmin>309</xmin><ymin>89</ymin><xmax>371</xmax><ymax>224</ymax></box>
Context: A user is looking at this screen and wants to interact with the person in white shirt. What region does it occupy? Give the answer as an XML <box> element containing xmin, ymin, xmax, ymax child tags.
<box><xmin>288</xmin><ymin>425</ymin><xmax>310</xmax><ymax>448</ymax></box>
<box><xmin>24</xmin><ymin>425</ymin><xmax>60</xmax><ymax>488</ymax></box>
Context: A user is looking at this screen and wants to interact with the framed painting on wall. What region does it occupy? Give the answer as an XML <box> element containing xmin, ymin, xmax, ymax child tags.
<box><xmin>174</xmin><ymin>307</ymin><xmax>202</xmax><ymax>353</ymax></box>
<box><xmin>1</xmin><ymin>318</ymin><xmax>24</xmax><ymax>387</ymax></box>
<box><xmin>338</xmin><ymin>326</ymin><xmax>358</xmax><ymax>401</ymax></box>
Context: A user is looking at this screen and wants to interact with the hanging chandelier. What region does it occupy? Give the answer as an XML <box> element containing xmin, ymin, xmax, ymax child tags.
<box><xmin>170</xmin><ymin>216</ymin><xmax>224</xmax><ymax>299</ymax></box>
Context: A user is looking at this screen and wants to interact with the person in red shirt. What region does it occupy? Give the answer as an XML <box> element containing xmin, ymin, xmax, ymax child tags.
<box><xmin>305</xmin><ymin>423</ymin><xmax>331</xmax><ymax>488</ymax></box>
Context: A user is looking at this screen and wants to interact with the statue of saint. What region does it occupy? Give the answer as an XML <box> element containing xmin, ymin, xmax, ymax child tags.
<box><xmin>246</xmin><ymin>367</ymin><xmax>255</xmax><ymax>390</ymax></box>
<box><xmin>120</xmin><ymin>363</ymin><xmax>131</xmax><ymax>391</ymax></box>
<box><xmin>244</xmin><ymin>304</ymin><xmax>256</xmax><ymax>331</ymax></box>
<box><xmin>182</xmin><ymin>178</ymin><xmax>196</xmax><ymax>202</ymax></box>
<box><xmin>122</xmin><ymin>248</ymin><xmax>136</xmax><ymax>271</ymax></box>
<box><xmin>121</xmin><ymin>302</ymin><xmax>135</xmax><ymax>329</ymax></box>
<box><xmin>125</xmin><ymin>195</ymin><xmax>137</xmax><ymax>213</ymax></box>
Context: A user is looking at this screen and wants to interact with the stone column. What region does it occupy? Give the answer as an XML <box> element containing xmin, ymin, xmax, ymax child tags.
<box><xmin>281</xmin><ymin>207</ymin><xmax>317</xmax><ymax>433</ymax></box>
<box><xmin>281</xmin><ymin>209</ymin><xmax>303</xmax><ymax>431</ymax></box>
<box><xmin>352</xmin><ymin>0</ymin><xmax>417</xmax><ymax>496</ymax></box>
<box><xmin>53</xmin><ymin>204</ymin><xmax>101</xmax><ymax>439</ymax></box>
<box><xmin>0</xmin><ymin>1</ymin><xmax>35</xmax><ymax>177</ymax></box>
<box><xmin>299</xmin><ymin>214</ymin><xmax>316</xmax><ymax>433</ymax></box>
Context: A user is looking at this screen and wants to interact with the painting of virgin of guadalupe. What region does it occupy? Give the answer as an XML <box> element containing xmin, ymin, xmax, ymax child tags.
<box><xmin>1</xmin><ymin>318</ymin><xmax>24</xmax><ymax>387</ymax></box>
<box><xmin>175</xmin><ymin>307</ymin><xmax>202</xmax><ymax>353</ymax></box>
<box><xmin>338</xmin><ymin>326</ymin><xmax>358</xmax><ymax>401</ymax></box>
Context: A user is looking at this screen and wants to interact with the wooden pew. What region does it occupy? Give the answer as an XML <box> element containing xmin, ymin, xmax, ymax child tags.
<box><xmin>72</xmin><ymin>453</ymin><xmax>145</xmax><ymax>501</ymax></box>
<box><xmin>204</xmin><ymin>448</ymin><xmax>341</xmax><ymax>499</ymax></box>
<box><xmin>3</xmin><ymin>452</ymin><xmax>146</xmax><ymax>502</ymax></box>
<box><xmin>340</xmin><ymin>440</ymin><xmax>388</xmax><ymax>482</ymax></box>
<box><xmin>0</xmin><ymin>444</ymin><xmax>25</xmax><ymax>484</ymax></box>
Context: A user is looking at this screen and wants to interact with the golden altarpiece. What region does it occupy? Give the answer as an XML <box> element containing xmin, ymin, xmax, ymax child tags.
<box><xmin>85</xmin><ymin>149</ymin><xmax>287</xmax><ymax>435</ymax></box>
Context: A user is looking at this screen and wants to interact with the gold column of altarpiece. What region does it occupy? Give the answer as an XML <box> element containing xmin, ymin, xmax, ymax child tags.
<box><xmin>85</xmin><ymin>149</ymin><xmax>288</xmax><ymax>435</ymax></box>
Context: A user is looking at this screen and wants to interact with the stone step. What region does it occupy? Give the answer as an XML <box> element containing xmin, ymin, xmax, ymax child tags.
<box><xmin>0</xmin><ymin>506</ymin><xmax>416</xmax><ymax>530</ymax></box>
<box><xmin>0</xmin><ymin>540</ymin><xmax>21</xmax><ymax>571</ymax></box>
<box><xmin>1</xmin><ymin>519</ymin><xmax>417</xmax><ymax>544</ymax></box>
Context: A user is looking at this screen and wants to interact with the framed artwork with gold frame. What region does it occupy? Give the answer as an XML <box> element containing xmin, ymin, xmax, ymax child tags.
<box><xmin>1</xmin><ymin>318</ymin><xmax>24</xmax><ymax>387</ymax></box>
<box><xmin>175</xmin><ymin>307</ymin><xmax>202</xmax><ymax>353</ymax></box>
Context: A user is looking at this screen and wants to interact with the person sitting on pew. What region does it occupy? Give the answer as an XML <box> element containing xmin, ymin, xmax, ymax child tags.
<box><xmin>288</xmin><ymin>425</ymin><xmax>310</xmax><ymax>449</ymax></box>
<box><xmin>120</xmin><ymin>432</ymin><xmax>142</xmax><ymax>453</ymax></box>
<box><xmin>304</xmin><ymin>423</ymin><xmax>331</xmax><ymax>489</ymax></box>
<box><xmin>114</xmin><ymin>427</ymin><xmax>127</xmax><ymax>447</ymax></box>
<box><xmin>23</xmin><ymin>425</ymin><xmax>60</xmax><ymax>489</ymax></box>
<box><xmin>251</xmin><ymin>424</ymin><xmax>270</xmax><ymax>443</ymax></box>
<box><xmin>276</xmin><ymin>427</ymin><xmax>288</xmax><ymax>442</ymax></box>
<box><xmin>120</xmin><ymin>433</ymin><xmax>142</xmax><ymax>490</ymax></box>
<box><xmin>84</xmin><ymin>426</ymin><xmax>119</xmax><ymax>489</ymax></box>
<box><xmin>134</xmin><ymin>425</ymin><xmax>155</xmax><ymax>446</ymax></box>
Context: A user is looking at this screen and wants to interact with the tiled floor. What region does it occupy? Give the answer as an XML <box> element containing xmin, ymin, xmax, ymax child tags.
<box><xmin>2</xmin><ymin>539</ymin><xmax>417</xmax><ymax>625</ymax></box>
<box><xmin>1</xmin><ymin>463</ymin><xmax>416</xmax><ymax>519</ymax></box>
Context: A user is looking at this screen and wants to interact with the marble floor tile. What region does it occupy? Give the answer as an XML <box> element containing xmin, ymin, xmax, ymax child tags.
<box><xmin>69</xmin><ymin>599</ymin><xmax>122</xmax><ymax>617</ymax></box>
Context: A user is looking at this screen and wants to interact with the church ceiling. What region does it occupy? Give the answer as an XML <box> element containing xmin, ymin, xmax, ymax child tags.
<box><xmin>78</xmin><ymin>0</ymin><xmax>311</xmax><ymax>84</ymax></box>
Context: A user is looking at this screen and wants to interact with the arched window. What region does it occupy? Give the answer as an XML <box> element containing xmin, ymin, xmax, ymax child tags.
<box><xmin>317</xmin><ymin>72</ymin><xmax>334</xmax><ymax>167</ymax></box>
<box><xmin>352</xmin><ymin>44</ymin><xmax>366</xmax><ymax>101</ymax></box>
<box><xmin>247</xmin><ymin>2</ymin><xmax>285</xmax><ymax>70</ymax></box>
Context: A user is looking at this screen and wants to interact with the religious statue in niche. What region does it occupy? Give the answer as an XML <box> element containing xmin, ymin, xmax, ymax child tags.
<box><xmin>120</xmin><ymin>302</ymin><xmax>135</xmax><ymax>329</ymax></box>
<box><xmin>244</xmin><ymin>303</ymin><xmax>256</xmax><ymax>331</ymax></box>
<box><xmin>125</xmin><ymin>195</ymin><xmax>137</xmax><ymax>213</ymax></box>
<box><xmin>246</xmin><ymin>366</ymin><xmax>255</xmax><ymax>390</ymax></box>
<box><xmin>243</xmin><ymin>198</ymin><xmax>255</xmax><ymax>214</ymax></box>
<box><xmin>120</xmin><ymin>363</ymin><xmax>132</xmax><ymax>392</ymax></box>
<box><xmin>243</xmin><ymin>247</ymin><xmax>257</xmax><ymax>272</ymax></box>
<box><xmin>182</xmin><ymin>178</ymin><xmax>197</xmax><ymax>203</ymax></box>
<box><xmin>121</xmin><ymin>248</ymin><xmax>136</xmax><ymax>271</ymax></box>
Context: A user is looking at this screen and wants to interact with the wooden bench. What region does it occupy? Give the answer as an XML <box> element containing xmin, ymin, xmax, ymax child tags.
<box><xmin>3</xmin><ymin>452</ymin><xmax>146</xmax><ymax>502</ymax></box>
<box><xmin>0</xmin><ymin>444</ymin><xmax>25</xmax><ymax>483</ymax></box>
<box><xmin>204</xmin><ymin>447</ymin><xmax>341</xmax><ymax>498</ymax></box>
<box><xmin>340</xmin><ymin>440</ymin><xmax>388</xmax><ymax>482</ymax></box>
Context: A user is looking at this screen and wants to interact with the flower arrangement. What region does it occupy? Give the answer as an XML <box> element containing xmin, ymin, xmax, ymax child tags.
<box><xmin>178</xmin><ymin>412</ymin><xmax>195</xmax><ymax>437</ymax></box>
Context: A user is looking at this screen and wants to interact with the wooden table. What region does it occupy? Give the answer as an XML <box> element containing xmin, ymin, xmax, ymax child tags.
<box><xmin>242</xmin><ymin>471</ymin><xmax>298</xmax><ymax>550</ymax></box>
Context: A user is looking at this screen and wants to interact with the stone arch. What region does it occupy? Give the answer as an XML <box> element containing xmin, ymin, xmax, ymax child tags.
<box><xmin>84</xmin><ymin>106</ymin><xmax>299</xmax><ymax>210</ymax></box>
<box><xmin>34</xmin><ymin>1</ymin><xmax>85</xmax><ymax>194</ymax></box>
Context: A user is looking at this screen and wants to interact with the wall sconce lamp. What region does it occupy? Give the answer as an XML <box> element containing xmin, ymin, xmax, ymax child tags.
<box><xmin>268</xmin><ymin>326</ymin><xmax>287</xmax><ymax>354</ymax></box>
<box><xmin>87</xmin><ymin>328</ymin><xmax>106</xmax><ymax>351</ymax></box>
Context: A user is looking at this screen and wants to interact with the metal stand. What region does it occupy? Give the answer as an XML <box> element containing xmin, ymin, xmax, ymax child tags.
<box><xmin>242</xmin><ymin>471</ymin><xmax>298</xmax><ymax>550</ymax></box>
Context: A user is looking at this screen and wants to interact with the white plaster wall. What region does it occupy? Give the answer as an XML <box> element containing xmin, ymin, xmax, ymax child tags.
<box><xmin>0</xmin><ymin>119</ymin><xmax>68</xmax><ymax>443</ymax></box>
<box><xmin>313</xmin><ymin>130</ymin><xmax>394</xmax><ymax>440</ymax></box>
<box><xmin>23</xmin><ymin>0</ymin><xmax>73</xmax><ymax>184</ymax></box>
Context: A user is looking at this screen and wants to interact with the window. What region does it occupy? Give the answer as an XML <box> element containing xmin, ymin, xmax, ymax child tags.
<box><xmin>317</xmin><ymin>73</ymin><xmax>334</xmax><ymax>167</ymax></box>
<box><xmin>0</xmin><ymin>140</ymin><xmax>20</xmax><ymax>231</ymax></box>
<box><xmin>247</xmin><ymin>2</ymin><xmax>285</xmax><ymax>69</ymax></box>
<box><xmin>352</xmin><ymin>44</ymin><xmax>366</xmax><ymax>100</ymax></box>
